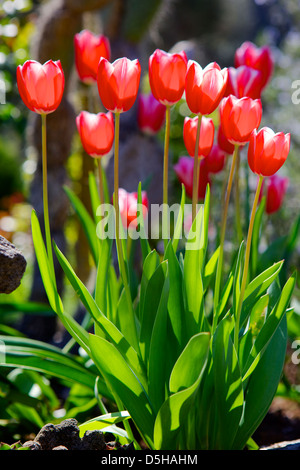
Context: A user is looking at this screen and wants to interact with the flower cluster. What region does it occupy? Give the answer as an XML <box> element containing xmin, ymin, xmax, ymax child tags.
<box><xmin>15</xmin><ymin>31</ymin><xmax>295</xmax><ymax>452</ymax></box>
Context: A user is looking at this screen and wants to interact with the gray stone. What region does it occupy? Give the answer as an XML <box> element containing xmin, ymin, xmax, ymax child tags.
<box><xmin>260</xmin><ymin>438</ymin><xmax>300</xmax><ymax>450</ymax></box>
<box><xmin>0</xmin><ymin>236</ymin><xmax>27</xmax><ymax>294</ymax></box>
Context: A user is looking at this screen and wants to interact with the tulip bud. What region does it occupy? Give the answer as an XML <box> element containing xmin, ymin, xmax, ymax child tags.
<box><xmin>219</xmin><ymin>95</ymin><xmax>262</xmax><ymax>145</ymax></box>
<box><xmin>185</xmin><ymin>60</ymin><xmax>228</xmax><ymax>115</ymax></box>
<box><xmin>248</xmin><ymin>127</ymin><xmax>290</xmax><ymax>177</ymax></box>
<box><xmin>76</xmin><ymin>111</ymin><xmax>114</xmax><ymax>158</ymax></box>
<box><xmin>17</xmin><ymin>60</ymin><xmax>64</xmax><ymax>114</ymax></box>
<box><xmin>74</xmin><ymin>30</ymin><xmax>111</xmax><ymax>83</ymax></box>
<box><xmin>234</xmin><ymin>41</ymin><xmax>274</xmax><ymax>90</ymax></box>
<box><xmin>97</xmin><ymin>57</ymin><xmax>141</xmax><ymax>113</ymax></box>
<box><xmin>148</xmin><ymin>49</ymin><xmax>188</xmax><ymax>106</ymax></box>
<box><xmin>183</xmin><ymin>116</ymin><xmax>214</xmax><ymax>158</ymax></box>
<box><xmin>137</xmin><ymin>92</ymin><xmax>166</xmax><ymax>135</ymax></box>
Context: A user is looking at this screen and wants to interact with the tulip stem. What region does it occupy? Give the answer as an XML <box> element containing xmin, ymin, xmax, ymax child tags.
<box><xmin>192</xmin><ymin>114</ymin><xmax>202</xmax><ymax>222</ymax></box>
<box><xmin>162</xmin><ymin>105</ymin><xmax>171</xmax><ymax>249</ymax></box>
<box><xmin>96</xmin><ymin>158</ymin><xmax>105</xmax><ymax>206</ymax></box>
<box><xmin>234</xmin><ymin>174</ymin><xmax>264</xmax><ymax>352</ymax></box>
<box><xmin>41</xmin><ymin>113</ymin><xmax>56</xmax><ymax>283</ymax></box>
<box><xmin>113</xmin><ymin>112</ymin><xmax>139</xmax><ymax>351</ymax></box>
<box><xmin>235</xmin><ymin>147</ymin><xmax>243</xmax><ymax>244</ymax></box>
<box><xmin>213</xmin><ymin>144</ymin><xmax>239</xmax><ymax>331</ymax></box>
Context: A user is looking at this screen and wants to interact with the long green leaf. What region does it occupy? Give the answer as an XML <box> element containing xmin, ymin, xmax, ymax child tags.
<box><xmin>53</xmin><ymin>242</ymin><xmax>146</xmax><ymax>388</ymax></box>
<box><xmin>0</xmin><ymin>335</ymin><xmax>98</xmax><ymax>390</ymax></box>
<box><xmin>242</xmin><ymin>273</ymin><xmax>296</xmax><ymax>381</ymax></box>
<box><xmin>212</xmin><ymin>315</ymin><xmax>244</xmax><ymax>449</ymax></box>
<box><xmin>154</xmin><ymin>332</ymin><xmax>210</xmax><ymax>450</ymax></box>
<box><xmin>89</xmin><ymin>334</ymin><xmax>155</xmax><ymax>449</ymax></box>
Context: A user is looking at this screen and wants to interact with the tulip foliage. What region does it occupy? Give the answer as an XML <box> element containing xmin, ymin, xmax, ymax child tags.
<box><xmin>14</xmin><ymin>38</ymin><xmax>297</xmax><ymax>450</ymax></box>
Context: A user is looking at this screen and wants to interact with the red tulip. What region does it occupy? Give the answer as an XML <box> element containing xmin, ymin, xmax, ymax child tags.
<box><xmin>137</xmin><ymin>92</ymin><xmax>166</xmax><ymax>135</ymax></box>
<box><xmin>247</xmin><ymin>127</ymin><xmax>290</xmax><ymax>177</ymax></box>
<box><xmin>217</xmin><ymin>125</ymin><xmax>235</xmax><ymax>155</ymax></box>
<box><xmin>97</xmin><ymin>57</ymin><xmax>141</xmax><ymax>113</ymax></box>
<box><xmin>174</xmin><ymin>156</ymin><xmax>211</xmax><ymax>200</ymax></box>
<box><xmin>225</xmin><ymin>65</ymin><xmax>263</xmax><ymax>100</ymax></box>
<box><xmin>74</xmin><ymin>30</ymin><xmax>111</xmax><ymax>83</ymax></box>
<box><xmin>264</xmin><ymin>174</ymin><xmax>289</xmax><ymax>214</ymax></box>
<box><xmin>220</xmin><ymin>95</ymin><xmax>262</xmax><ymax>145</ymax></box>
<box><xmin>76</xmin><ymin>110</ymin><xmax>114</xmax><ymax>158</ymax></box>
<box><xmin>17</xmin><ymin>60</ymin><xmax>64</xmax><ymax>114</ymax></box>
<box><xmin>148</xmin><ymin>49</ymin><xmax>188</xmax><ymax>106</ymax></box>
<box><xmin>118</xmin><ymin>188</ymin><xmax>149</xmax><ymax>229</ymax></box>
<box><xmin>206</xmin><ymin>144</ymin><xmax>226</xmax><ymax>174</ymax></box>
<box><xmin>185</xmin><ymin>60</ymin><xmax>228</xmax><ymax>115</ymax></box>
<box><xmin>183</xmin><ymin>116</ymin><xmax>214</xmax><ymax>158</ymax></box>
<box><xmin>234</xmin><ymin>41</ymin><xmax>274</xmax><ymax>90</ymax></box>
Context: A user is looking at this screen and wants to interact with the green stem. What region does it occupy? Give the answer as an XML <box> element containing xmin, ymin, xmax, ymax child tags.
<box><xmin>234</xmin><ymin>174</ymin><xmax>264</xmax><ymax>351</ymax></box>
<box><xmin>41</xmin><ymin>113</ymin><xmax>55</xmax><ymax>283</ymax></box>
<box><xmin>96</xmin><ymin>158</ymin><xmax>105</xmax><ymax>206</ymax></box>
<box><xmin>213</xmin><ymin>144</ymin><xmax>239</xmax><ymax>331</ymax></box>
<box><xmin>113</xmin><ymin>112</ymin><xmax>138</xmax><ymax>351</ymax></box>
<box><xmin>162</xmin><ymin>105</ymin><xmax>171</xmax><ymax>249</ymax></box>
<box><xmin>192</xmin><ymin>114</ymin><xmax>202</xmax><ymax>222</ymax></box>
<box><xmin>235</xmin><ymin>147</ymin><xmax>243</xmax><ymax>244</ymax></box>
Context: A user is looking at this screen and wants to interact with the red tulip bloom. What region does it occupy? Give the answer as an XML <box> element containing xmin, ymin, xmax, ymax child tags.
<box><xmin>234</xmin><ymin>41</ymin><xmax>274</xmax><ymax>90</ymax></box>
<box><xmin>183</xmin><ymin>116</ymin><xmax>214</xmax><ymax>158</ymax></box>
<box><xmin>264</xmin><ymin>174</ymin><xmax>289</xmax><ymax>214</ymax></box>
<box><xmin>118</xmin><ymin>188</ymin><xmax>149</xmax><ymax>229</ymax></box>
<box><xmin>206</xmin><ymin>144</ymin><xmax>226</xmax><ymax>174</ymax></box>
<box><xmin>185</xmin><ymin>60</ymin><xmax>228</xmax><ymax>115</ymax></box>
<box><xmin>220</xmin><ymin>95</ymin><xmax>262</xmax><ymax>145</ymax></box>
<box><xmin>137</xmin><ymin>92</ymin><xmax>166</xmax><ymax>135</ymax></box>
<box><xmin>248</xmin><ymin>127</ymin><xmax>290</xmax><ymax>177</ymax></box>
<box><xmin>148</xmin><ymin>49</ymin><xmax>188</xmax><ymax>106</ymax></box>
<box><xmin>97</xmin><ymin>57</ymin><xmax>141</xmax><ymax>113</ymax></box>
<box><xmin>17</xmin><ymin>60</ymin><xmax>64</xmax><ymax>114</ymax></box>
<box><xmin>217</xmin><ymin>125</ymin><xmax>235</xmax><ymax>155</ymax></box>
<box><xmin>74</xmin><ymin>30</ymin><xmax>111</xmax><ymax>83</ymax></box>
<box><xmin>174</xmin><ymin>156</ymin><xmax>211</xmax><ymax>200</ymax></box>
<box><xmin>76</xmin><ymin>110</ymin><xmax>114</xmax><ymax>158</ymax></box>
<box><xmin>225</xmin><ymin>65</ymin><xmax>263</xmax><ymax>100</ymax></box>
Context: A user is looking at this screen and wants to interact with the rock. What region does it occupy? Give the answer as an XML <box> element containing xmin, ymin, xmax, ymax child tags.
<box><xmin>52</xmin><ymin>445</ymin><xmax>68</xmax><ymax>450</ymax></box>
<box><xmin>22</xmin><ymin>440</ymin><xmax>42</xmax><ymax>450</ymax></box>
<box><xmin>33</xmin><ymin>419</ymin><xmax>82</xmax><ymax>450</ymax></box>
<box><xmin>260</xmin><ymin>438</ymin><xmax>300</xmax><ymax>450</ymax></box>
<box><xmin>0</xmin><ymin>236</ymin><xmax>27</xmax><ymax>294</ymax></box>
<box><xmin>80</xmin><ymin>430</ymin><xmax>106</xmax><ymax>450</ymax></box>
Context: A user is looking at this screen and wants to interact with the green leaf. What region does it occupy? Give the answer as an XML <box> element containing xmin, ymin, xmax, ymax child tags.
<box><xmin>89</xmin><ymin>334</ymin><xmax>155</xmax><ymax>449</ymax></box>
<box><xmin>31</xmin><ymin>209</ymin><xmax>61</xmax><ymax>314</ymax></box>
<box><xmin>233</xmin><ymin>242</ymin><xmax>245</xmax><ymax>321</ymax></box>
<box><xmin>0</xmin><ymin>335</ymin><xmax>98</xmax><ymax>390</ymax></box>
<box><xmin>79</xmin><ymin>410</ymin><xmax>130</xmax><ymax>442</ymax></box>
<box><xmin>203</xmin><ymin>247</ymin><xmax>220</xmax><ymax>292</ymax></box>
<box><xmin>251</xmin><ymin>195</ymin><xmax>265</xmax><ymax>277</ymax></box>
<box><xmin>183</xmin><ymin>206</ymin><xmax>205</xmax><ymax>333</ymax></box>
<box><xmin>148</xmin><ymin>272</ymin><xmax>170</xmax><ymax>413</ymax></box>
<box><xmin>153</xmin><ymin>332</ymin><xmax>210</xmax><ymax>450</ymax></box>
<box><xmin>53</xmin><ymin>242</ymin><xmax>146</xmax><ymax>388</ymax></box>
<box><xmin>64</xmin><ymin>185</ymin><xmax>99</xmax><ymax>264</ymax></box>
<box><xmin>212</xmin><ymin>315</ymin><xmax>244</xmax><ymax>449</ymax></box>
<box><xmin>137</xmin><ymin>181</ymin><xmax>151</xmax><ymax>262</ymax></box>
<box><xmin>233</xmin><ymin>314</ymin><xmax>288</xmax><ymax>450</ymax></box>
<box><xmin>164</xmin><ymin>242</ymin><xmax>186</xmax><ymax>354</ymax></box>
<box><xmin>240</xmin><ymin>261</ymin><xmax>283</xmax><ymax>327</ymax></box>
<box><xmin>172</xmin><ymin>184</ymin><xmax>185</xmax><ymax>252</ymax></box>
<box><xmin>242</xmin><ymin>272</ymin><xmax>296</xmax><ymax>381</ymax></box>
<box><xmin>139</xmin><ymin>261</ymin><xmax>167</xmax><ymax>365</ymax></box>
